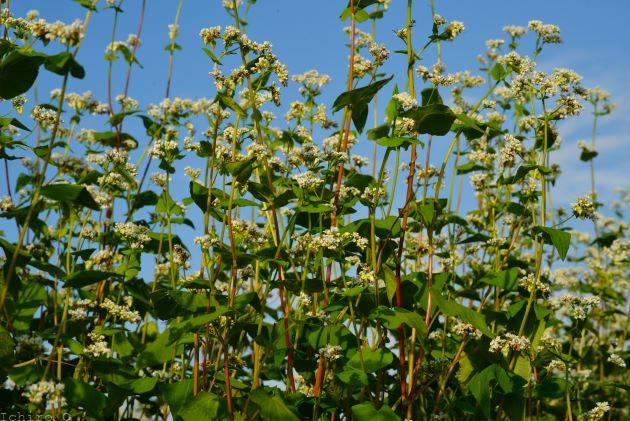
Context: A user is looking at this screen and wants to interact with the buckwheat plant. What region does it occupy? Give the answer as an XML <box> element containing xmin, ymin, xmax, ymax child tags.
<box><xmin>0</xmin><ymin>0</ymin><xmax>627</xmax><ymax>420</ymax></box>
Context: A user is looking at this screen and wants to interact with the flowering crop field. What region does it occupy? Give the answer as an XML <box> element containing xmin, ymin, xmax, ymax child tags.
<box><xmin>0</xmin><ymin>0</ymin><xmax>627</xmax><ymax>419</ymax></box>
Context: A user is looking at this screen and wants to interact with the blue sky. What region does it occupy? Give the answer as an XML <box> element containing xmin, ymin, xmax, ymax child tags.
<box><xmin>6</xmin><ymin>0</ymin><xmax>630</xmax><ymax>221</ymax></box>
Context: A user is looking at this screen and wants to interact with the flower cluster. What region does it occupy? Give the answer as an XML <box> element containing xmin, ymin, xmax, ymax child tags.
<box><xmin>489</xmin><ymin>333</ymin><xmax>531</xmax><ymax>353</ymax></box>
<box><xmin>84</xmin><ymin>332</ymin><xmax>112</xmax><ymax>358</ymax></box>
<box><xmin>571</xmin><ymin>195</ymin><xmax>597</xmax><ymax>220</ymax></box>
<box><xmin>23</xmin><ymin>381</ymin><xmax>65</xmax><ymax>405</ymax></box>
<box><xmin>316</xmin><ymin>344</ymin><xmax>342</xmax><ymax>362</ymax></box>
<box><xmin>100</xmin><ymin>297</ymin><xmax>141</xmax><ymax>323</ymax></box>
<box><xmin>114</xmin><ymin>222</ymin><xmax>151</xmax><ymax>249</ymax></box>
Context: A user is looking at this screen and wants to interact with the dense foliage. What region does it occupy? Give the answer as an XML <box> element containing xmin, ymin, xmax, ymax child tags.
<box><xmin>0</xmin><ymin>0</ymin><xmax>627</xmax><ymax>419</ymax></box>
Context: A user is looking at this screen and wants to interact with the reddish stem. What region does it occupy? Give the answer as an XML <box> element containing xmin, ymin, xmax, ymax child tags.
<box><xmin>313</xmin><ymin>0</ymin><xmax>356</xmax><ymax>398</ymax></box>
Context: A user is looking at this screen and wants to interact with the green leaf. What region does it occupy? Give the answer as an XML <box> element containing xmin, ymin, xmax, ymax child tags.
<box><xmin>354</xmin><ymin>8</ymin><xmax>370</xmax><ymax>23</ymax></box>
<box><xmin>66</xmin><ymin>270</ymin><xmax>117</xmax><ymax>288</ymax></box>
<box><xmin>339</xmin><ymin>7</ymin><xmax>352</xmax><ymax>21</ymax></box>
<box><xmin>385</xmin><ymin>85</ymin><xmax>399</xmax><ymax>121</ymax></box>
<box><xmin>491</xmin><ymin>63</ymin><xmax>507</xmax><ymax>81</ymax></box>
<box><xmin>514</xmin><ymin>355</ymin><xmax>531</xmax><ymax>381</ymax></box>
<box><xmin>499</xmin><ymin>164</ymin><xmax>548</xmax><ymax>185</ymax></box>
<box><xmin>131</xmin><ymin>190</ymin><xmax>159</xmax><ymax>211</ymax></box>
<box><xmin>30</xmin><ymin>259</ymin><xmax>66</xmax><ymax>278</ymax></box>
<box><xmin>189</xmin><ymin>181</ymin><xmax>211</xmax><ymax>212</ymax></box>
<box><xmin>9</xmin><ymin>281</ymin><xmax>46</xmax><ymax>332</ymax></box>
<box><xmin>307</xmin><ymin>324</ymin><xmax>355</xmax><ymax>350</ymax></box>
<box><xmin>109</xmin><ymin>110</ymin><xmax>139</xmax><ymax>126</ymax></box>
<box><xmin>468</xmin><ymin>364</ymin><xmax>496</xmax><ymax>419</ymax></box>
<box><xmin>376</xmin><ymin>136</ymin><xmax>422</xmax><ymax>148</ymax></box>
<box><xmin>129</xmin><ymin>377</ymin><xmax>158</xmax><ymax>394</ymax></box>
<box><xmin>352</xmin><ymin>102</ymin><xmax>369</xmax><ymax>133</ymax></box>
<box><xmin>456</xmin><ymin>161</ymin><xmax>487</xmax><ymax>174</ymax></box>
<box><xmin>156</xmin><ymin>190</ymin><xmax>184</xmax><ymax>215</ymax></box>
<box><xmin>138</xmin><ymin>115</ymin><xmax>163</xmax><ymax>137</ymax></box>
<box><xmin>112</xmin><ymin>376</ymin><xmax>157</xmax><ymax>394</ymax></box>
<box><xmin>580</xmin><ymin>148</ymin><xmax>598</xmax><ymax>162</ymax></box>
<box><xmin>0</xmin><ymin>117</ymin><xmax>30</xmax><ymax>131</ymax></box>
<box><xmin>225</xmin><ymin>156</ymin><xmax>255</xmax><ymax>184</ymax></box>
<box><xmin>92</xmin><ymin>131</ymin><xmax>138</xmax><ymax>149</ymax></box>
<box><xmin>407</xmin><ymin>103</ymin><xmax>456</xmax><ymax>136</ymax></box>
<box><xmin>162</xmin><ymin>379</ymin><xmax>194</xmax><ymax>418</ymax></box>
<box><xmin>602</xmin><ymin>382</ymin><xmax>630</xmax><ymax>392</ymax></box>
<box><xmin>140</xmin><ymin>329</ymin><xmax>187</xmax><ymax>366</ymax></box>
<box><xmin>218</xmin><ymin>93</ymin><xmax>247</xmax><ymax>117</ymax></box>
<box><xmin>150</xmin><ymin>289</ymin><xmax>208</xmax><ymax>320</ymax></box>
<box><xmin>44</xmin><ymin>52</ymin><xmax>86</xmax><ymax>78</ymax></box>
<box><xmin>201</xmin><ymin>47</ymin><xmax>221</xmax><ymax>64</ymax></box>
<box><xmin>74</xmin><ymin>0</ymin><xmax>97</xmax><ymax>10</ymax></box>
<box><xmin>250</xmin><ymin>388</ymin><xmax>300</xmax><ymax>421</ymax></box>
<box><xmin>40</xmin><ymin>183</ymin><xmax>101</xmax><ymax>210</ymax></box>
<box><xmin>534</xmin><ymin>377</ymin><xmax>568</xmax><ymax>399</ymax></box>
<box><xmin>0</xmin><ymin>325</ymin><xmax>14</xmax><ymax>362</ymax></box>
<box><xmin>351</xmin><ymin>402</ymin><xmax>401</xmax><ymax>421</ymax></box>
<box><xmin>420</xmin><ymin>87</ymin><xmax>443</xmax><ymax>106</ymax></box>
<box><xmin>179</xmin><ymin>391</ymin><xmax>229</xmax><ymax>421</ymax></box>
<box><xmin>415</xmin><ymin>199</ymin><xmax>439</xmax><ymax>229</ymax></box>
<box><xmin>63</xmin><ymin>378</ymin><xmax>107</xmax><ymax>417</ymax></box>
<box><xmin>0</xmin><ymin>50</ymin><xmax>45</xmax><ymax>99</ymax></box>
<box><xmin>454</xmin><ymin>113</ymin><xmax>485</xmax><ymax>138</ymax></box>
<box><xmin>337</xmin><ymin>368</ymin><xmax>368</xmax><ymax>387</ymax></box>
<box><xmin>332</xmin><ymin>76</ymin><xmax>393</xmax><ymax>132</ymax></box>
<box><xmin>347</xmin><ymin>347</ymin><xmax>394</xmax><ymax>373</ymax></box>
<box><xmin>534</xmin><ymin>226</ymin><xmax>571</xmax><ymax>260</ymax></box>
<box><xmin>168</xmin><ymin>309</ymin><xmax>231</xmax><ymax>344</ymax></box>
<box><xmin>371</xmin><ymin>306</ymin><xmax>427</xmax><ymax>339</ymax></box>
<box><xmin>479</xmin><ymin>267</ymin><xmax>520</xmax><ymax>291</ymax></box>
<box><xmin>431</xmin><ymin>288</ymin><xmax>493</xmax><ymax>337</ymax></box>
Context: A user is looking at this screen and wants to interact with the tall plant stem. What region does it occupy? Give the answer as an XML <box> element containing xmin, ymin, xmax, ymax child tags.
<box><xmin>394</xmin><ymin>0</ymin><xmax>418</xmax><ymax>405</ymax></box>
<box><xmin>312</xmin><ymin>0</ymin><xmax>357</xmax><ymax>399</ymax></box>
<box><xmin>114</xmin><ymin>0</ymin><xmax>147</xmax><ymax>148</ymax></box>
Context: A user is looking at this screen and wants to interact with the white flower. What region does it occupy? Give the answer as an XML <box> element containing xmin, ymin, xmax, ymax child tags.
<box><xmin>503</xmin><ymin>25</ymin><xmax>527</xmax><ymax>38</ymax></box>
<box><xmin>114</xmin><ymin>222</ymin><xmax>151</xmax><ymax>249</ymax></box>
<box><xmin>150</xmin><ymin>172</ymin><xmax>169</xmax><ymax>187</ymax></box>
<box><xmin>292</xmin><ymin>171</ymin><xmax>324</xmax><ymax>190</ymax></box>
<box><xmin>393</xmin><ymin>92</ymin><xmax>418</xmax><ymax>109</ymax></box>
<box><xmin>3</xmin><ymin>377</ymin><xmax>16</xmax><ymax>391</ymax></box>
<box><xmin>101</xmin><ymin>297</ymin><xmax>141</xmax><ymax>323</ymax></box>
<box><xmin>451</xmin><ymin>320</ymin><xmax>482</xmax><ymax>339</ymax></box>
<box><xmin>316</xmin><ymin>344</ymin><xmax>342</xmax><ymax>361</ymax></box>
<box><xmin>168</xmin><ymin>23</ymin><xmax>179</xmax><ymax>42</ymax></box>
<box><xmin>571</xmin><ymin>195</ymin><xmax>597</xmax><ymax>220</ymax></box>
<box><xmin>546</xmin><ymin>359</ymin><xmax>566</xmax><ymax>372</ymax></box>
<box><xmin>528</xmin><ymin>20</ymin><xmax>561</xmax><ymax>43</ymax></box>
<box><xmin>194</xmin><ymin>234</ymin><xmax>218</xmax><ymax>250</ymax></box>
<box><xmin>0</xmin><ymin>196</ymin><xmax>15</xmax><ymax>212</ymax></box>
<box><xmin>24</xmin><ymin>380</ymin><xmax>65</xmax><ymax>405</ymax></box>
<box><xmin>489</xmin><ymin>333</ymin><xmax>530</xmax><ymax>353</ymax></box>
<box><xmin>232</xmin><ymin>219</ymin><xmax>267</xmax><ymax>249</ymax></box>
<box><xmin>292</xmin><ymin>69</ymin><xmax>331</xmax><ymax>88</ymax></box>
<box><xmin>15</xmin><ymin>335</ymin><xmax>44</xmax><ymax>356</ymax></box>
<box><xmin>298</xmin><ymin>292</ymin><xmax>312</xmax><ymax>307</ymax></box>
<box><xmin>486</xmin><ymin>39</ymin><xmax>505</xmax><ymax>50</ymax></box>
<box><xmin>444</xmin><ymin>21</ymin><xmax>465</xmax><ymax>40</ymax></box>
<box><xmin>518</xmin><ymin>273</ymin><xmax>551</xmax><ymax>295</ymax></box>
<box><xmin>584</xmin><ymin>402</ymin><xmax>610</xmax><ymax>420</ymax></box>
<box><xmin>185</xmin><ymin>166</ymin><xmax>201</xmax><ymax>180</ymax></box>
<box><xmin>84</xmin><ymin>332</ymin><xmax>112</xmax><ymax>358</ymax></box>
<box><xmin>607</xmin><ymin>353</ymin><xmax>626</xmax><ymax>368</ymax></box>
<box><xmin>199</xmin><ymin>26</ymin><xmax>221</xmax><ymax>45</ymax></box>
<box><xmin>499</xmin><ymin>134</ymin><xmax>522</xmax><ymax>168</ymax></box>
